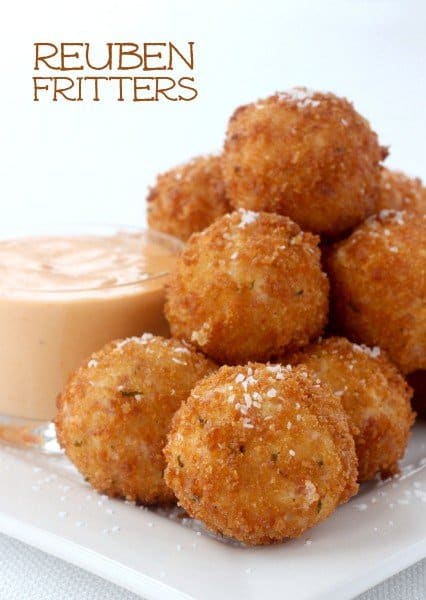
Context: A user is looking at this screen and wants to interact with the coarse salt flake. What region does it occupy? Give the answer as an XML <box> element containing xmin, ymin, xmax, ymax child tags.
<box><xmin>266</xmin><ymin>364</ymin><xmax>281</xmax><ymax>373</ymax></box>
<box><xmin>243</xmin><ymin>393</ymin><xmax>253</xmax><ymax>407</ymax></box>
<box><xmin>173</xmin><ymin>347</ymin><xmax>191</xmax><ymax>355</ymax></box>
<box><xmin>353</xmin><ymin>343</ymin><xmax>381</xmax><ymax>358</ymax></box>
<box><xmin>172</xmin><ymin>357</ymin><xmax>187</xmax><ymax>365</ymax></box>
<box><xmin>114</xmin><ymin>333</ymin><xmax>154</xmax><ymax>352</ymax></box>
<box><xmin>278</xmin><ymin>87</ymin><xmax>321</xmax><ymax>109</ymax></box>
<box><xmin>238</xmin><ymin>209</ymin><xmax>259</xmax><ymax>228</ymax></box>
<box><xmin>379</xmin><ymin>209</ymin><xmax>405</xmax><ymax>225</ymax></box>
<box><xmin>235</xmin><ymin>403</ymin><xmax>248</xmax><ymax>415</ymax></box>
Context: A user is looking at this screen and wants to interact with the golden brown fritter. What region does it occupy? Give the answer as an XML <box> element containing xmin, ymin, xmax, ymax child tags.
<box><xmin>164</xmin><ymin>363</ymin><xmax>358</xmax><ymax>546</ymax></box>
<box><xmin>222</xmin><ymin>88</ymin><xmax>386</xmax><ymax>237</ymax></box>
<box><xmin>164</xmin><ymin>210</ymin><xmax>329</xmax><ymax>364</ymax></box>
<box><xmin>407</xmin><ymin>370</ymin><xmax>426</xmax><ymax>418</ymax></box>
<box><xmin>56</xmin><ymin>334</ymin><xmax>216</xmax><ymax>504</ymax></box>
<box><xmin>287</xmin><ymin>337</ymin><xmax>414</xmax><ymax>481</ymax></box>
<box><xmin>377</xmin><ymin>168</ymin><xmax>426</xmax><ymax>214</ymax></box>
<box><xmin>327</xmin><ymin>210</ymin><xmax>426</xmax><ymax>374</ymax></box>
<box><xmin>147</xmin><ymin>154</ymin><xmax>231</xmax><ymax>241</ymax></box>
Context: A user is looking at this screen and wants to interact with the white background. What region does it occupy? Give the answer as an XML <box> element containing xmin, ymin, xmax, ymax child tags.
<box><xmin>0</xmin><ymin>0</ymin><xmax>425</xmax><ymax>234</ymax></box>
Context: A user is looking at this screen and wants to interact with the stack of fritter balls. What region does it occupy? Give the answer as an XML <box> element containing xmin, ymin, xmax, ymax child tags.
<box><xmin>57</xmin><ymin>88</ymin><xmax>425</xmax><ymax>546</ymax></box>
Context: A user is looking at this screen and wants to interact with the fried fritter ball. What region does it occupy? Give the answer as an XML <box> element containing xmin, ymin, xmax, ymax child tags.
<box><xmin>327</xmin><ymin>210</ymin><xmax>426</xmax><ymax>374</ymax></box>
<box><xmin>56</xmin><ymin>334</ymin><xmax>216</xmax><ymax>504</ymax></box>
<box><xmin>164</xmin><ymin>363</ymin><xmax>358</xmax><ymax>546</ymax></box>
<box><xmin>147</xmin><ymin>154</ymin><xmax>231</xmax><ymax>241</ymax></box>
<box><xmin>407</xmin><ymin>370</ymin><xmax>426</xmax><ymax>418</ymax></box>
<box><xmin>287</xmin><ymin>337</ymin><xmax>414</xmax><ymax>481</ymax></box>
<box><xmin>377</xmin><ymin>167</ymin><xmax>426</xmax><ymax>215</ymax></box>
<box><xmin>222</xmin><ymin>88</ymin><xmax>386</xmax><ymax>237</ymax></box>
<box><xmin>165</xmin><ymin>210</ymin><xmax>329</xmax><ymax>364</ymax></box>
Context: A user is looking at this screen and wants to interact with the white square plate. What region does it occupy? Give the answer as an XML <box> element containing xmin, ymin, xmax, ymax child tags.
<box><xmin>0</xmin><ymin>423</ymin><xmax>425</xmax><ymax>600</ymax></box>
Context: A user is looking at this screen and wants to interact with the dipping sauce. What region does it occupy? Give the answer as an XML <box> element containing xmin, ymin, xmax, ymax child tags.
<box><xmin>0</xmin><ymin>229</ymin><xmax>182</xmax><ymax>420</ymax></box>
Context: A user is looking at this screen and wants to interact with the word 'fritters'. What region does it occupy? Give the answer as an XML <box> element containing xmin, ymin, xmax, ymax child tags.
<box><xmin>33</xmin><ymin>42</ymin><xmax>198</xmax><ymax>102</ymax></box>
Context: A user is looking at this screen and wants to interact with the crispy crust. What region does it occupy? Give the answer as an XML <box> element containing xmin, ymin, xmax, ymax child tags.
<box><xmin>327</xmin><ymin>211</ymin><xmax>426</xmax><ymax>374</ymax></box>
<box><xmin>56</xmin><ymin>335</ymin><xmax>216</xmax><ymax>504</ymax></box>
<box><xmin>164</xmin><ymin>363</ymin><xmax>358</xmax><ymax>545</ymax></box>
<box><xmin>165</xmin><ymin>210</ymin><xmax>329</xmax><ymax>364</ymax></box>
<box><xmin>287</xmin><ymin>337</ymin><xmax>415</xmax><ymax>481</ymax></box>
<box><xmin>222</xmin><ymin>89</ymin><xmax>386</xmax><ymax>237</ymax></box>
<box><xmin>377</xmin><ymin>168</ymin><xmax>426</xmax><ymax>214</ymax></box>
<box><xmin>147</xmin><ymin>154</ymin><xmax>231</xmax><ymax>241</ymax></box>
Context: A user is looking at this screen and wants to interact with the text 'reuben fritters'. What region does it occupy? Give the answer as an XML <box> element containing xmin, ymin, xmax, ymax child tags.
<box><xmin>33</xmin><ymin>42</ymin><xmax>198</xmax><ymax>102</ymax></box>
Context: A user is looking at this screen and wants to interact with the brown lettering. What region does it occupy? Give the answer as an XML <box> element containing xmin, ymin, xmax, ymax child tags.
<box><xmin>109</xmin><ymin>76</ymin><xmax>133</xmax><ymax>101</ymax></box>
<box><xmin>143</xmin><ymin>43</ymin><xmax>166</xmax><ymax>70</ymax></box>
<box><xmin>155</xmin><ymin>77</ymin><xmax>177</xmax><ymax>100</ymax></box>
<box><xmin>178</xmin><ymin>76</ymin><xmax>198</xmax><ymax>101</ymax></box>
<box><xmin>133</xmin><ymin>78</ymin><xmax>155</xmax><ymax>101</ymax></box>
<box><xmin>84</xmin><ymin>77</ymin><xmax>109</xmax><ymax>101</ymax></box>
<box><xmin>34</xmin><ymin>43</ymin><xmax>59</xmax><ymax>70</ymax></box>
<box><xmin>33</xmin><ymin>77</ymin><xmax>51</xmax><ymax>100</ymax></box>
<box><xmin>60</xmin><ymin>43</ymin><xmax>84</xmax><ymax>70</ymax></box>
<box><xmin>117</xmin><ymin>43</ymin><xmax>143</xmax><ymax>70</ymax></box>
<box><xmin>53</xmin><ymin>77</ymin><xmax>76</xmax><ymax>101</ymax></box>
<box><xmin>168</xmin><ymin>42</ymin><xmax>194</xmax><ymax>70</ymax></box>
<box><xmin>85</xmin><ymin>43</ymin><xmax>113</xmax><ymax>70</ymax></box>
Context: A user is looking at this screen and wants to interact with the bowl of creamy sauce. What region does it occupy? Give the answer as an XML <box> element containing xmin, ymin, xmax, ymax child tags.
<box><xmin>0</xmin><ymin>225</ymin><xmax>182</xmax><ymax>448</ymax></box>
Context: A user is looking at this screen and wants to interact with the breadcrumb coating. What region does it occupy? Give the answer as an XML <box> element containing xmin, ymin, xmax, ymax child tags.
<box><xmin>147</xmin><ymin>154</ymin><xmax>231</xmax><ymax>241</ymax></box>
<box><xmin>164</xmin><ymin>363</ymin><xmax>358</xmax><ymax>545</ymax></box>
<box><xmin>287</xmin><ymin>337</ymin><xmax>414</xmax><ymax>481</ymax></box>
<box><xmin>377</xmin><ymin>168</ymin><xmax>426</xmax><ymax>215</ymax></box>
<box><xmin>165</xmin><ymin>210</ymin><xmax>329</xmax><ymax>364</ymax></box>
<box><xmin>222</xmin><ymin>88</ymin><xmax>386</xmax><ymax>237</ymax></box>
<box><xmin>327</xmin><ymin>211</ymin><xmax>426</xmax><ymax>374</ymax></box>
<box><xmin>56</xmin><ymin>334</ymin><xmax>216</xmax><ymax>504</ymax></box>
